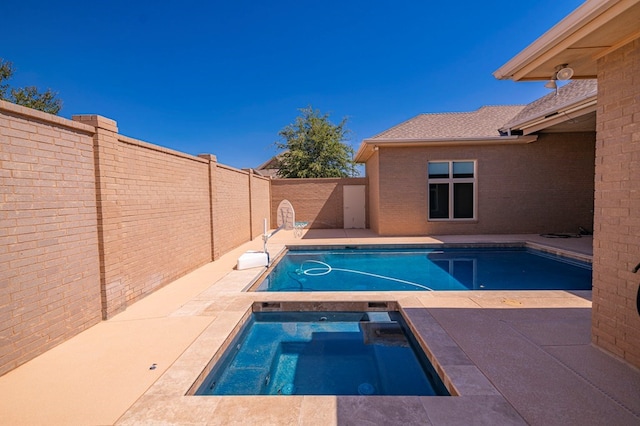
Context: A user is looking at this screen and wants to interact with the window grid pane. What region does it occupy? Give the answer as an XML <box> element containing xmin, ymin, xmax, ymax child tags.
<box><xmin>453</xmin><ymin>182</ymin><xmax>474</xmax><ymax>218</ymax></box>
<box><xmin>452</xmin><ymin>161</ymin><xmax>474</xmax><ymax>178</ymax></box>
<box><xmin>428</xmin><ymin>161</ymin><xmax>476</xmax><ymax>220</ymax></box>
<box><xmin>429</xmin><ymin>183</ymin><xmax>449</xmax><ymax>219</ymax></box>
<box><xmin>428</xmin><ymin>162</ymin><xmax>449</xmax><ymax>179</ymax></box>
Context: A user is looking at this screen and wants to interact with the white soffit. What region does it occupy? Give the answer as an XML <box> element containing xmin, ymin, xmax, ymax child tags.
<box><xmin>494</xmin><ymin>0</ymin><xmax>640</xmax><ymax>81</ymax></box>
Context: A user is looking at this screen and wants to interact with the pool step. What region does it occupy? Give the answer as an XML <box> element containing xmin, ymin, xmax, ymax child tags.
<box><xmin>366</xmin><ymin>312</ymin><xmax>393</xmax><ymax>322</ymax></box>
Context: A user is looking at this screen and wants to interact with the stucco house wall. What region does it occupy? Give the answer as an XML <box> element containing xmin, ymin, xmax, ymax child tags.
<box><xmin>370</xmin><ymin>132</ymin><xmax>595</xmax><ymax>236</ymax></box>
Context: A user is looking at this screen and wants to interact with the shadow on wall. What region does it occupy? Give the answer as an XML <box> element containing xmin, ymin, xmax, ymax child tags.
<box><xmin>271</xmin><ymin>178</ymin><xmax>367</xmax><ymax>230</ymax></box>
<box><xmin>311</xmin><ymin>185</ymin><xmax>342</xmax><ymax>228</ymax></box>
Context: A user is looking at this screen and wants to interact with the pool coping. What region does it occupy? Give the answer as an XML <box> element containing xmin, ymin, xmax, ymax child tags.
<box><xmin>186</xmin><ymin>300</ymin><xmax>471</xmax><ymax>398</ymax></box>
<box><xmin>283</xmin><ymin>241</ymin><xmax>592</xmax><ymax>263</ymax></box>
<box><xmin>245</xmin><ymin>241</ymin><xmax>592</xmax><ymax>292</ymax></box>
<box><xmin>117</xmin><ymin>297</ymin><xmax>520</xmax><ymax>425</ymax></box>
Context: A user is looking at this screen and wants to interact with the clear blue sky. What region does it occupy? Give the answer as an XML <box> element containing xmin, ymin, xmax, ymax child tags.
<box><xmin>3</xmin><ymin>0</ymin><xmax>584</xmax><ymax>169</ymax></box>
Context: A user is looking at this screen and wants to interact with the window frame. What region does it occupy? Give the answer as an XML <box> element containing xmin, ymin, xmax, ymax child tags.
<box><xmin>427</xmin><ymin>160</ymin><xmax>477</xmax><ymax>221</ymax></box>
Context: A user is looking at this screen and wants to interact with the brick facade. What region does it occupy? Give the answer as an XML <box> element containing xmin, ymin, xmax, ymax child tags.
<box><xmin>366</xmin><ymin>153</ymin><xmax>381</xmax><ymax>233</ymax></box>
<box><xmin>0</xmin><ymin>102</ymin><xmax>102</xmax><ymax>376</ymax></box>
<box><xmin>0</xmin><ymin>105</ymin><xmax>271</xmax><ymax>375</ymax></box>
<box><xmin>270</xmin><ymin>177</ymin><xmax>368</xmax><ymax>229</ymax></box>
<box><xmin>76</xmin><ymin>115</ymin><xmax>214</xmax><ymax>318</ymax></box>
<box><xmin>592</xmin><ymin>38</ymin><xmax>640</xmax><ymax>367</ymax></box>
<box><xmin>250</xmin><ymin>172</ymin><xmax>271</xmax><ymax>240</ymax></box>
<box><xmin>213</xmin><ymin>165</ymin><xmax>251</xmax><ymax>258</ymax></box>
<box><xmin>369</xmin><ymin>132</ymin><xmax>595</xmax><ymax>236</ymax></box>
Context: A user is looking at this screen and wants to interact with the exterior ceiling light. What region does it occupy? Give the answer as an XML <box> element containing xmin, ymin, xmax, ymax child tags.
<box><xmin>544</xmin><ymin>64</ymin><xmax>572</xmax><ymax>94</ymax></box>
<box><xmin>556</xmin><ymin>66</ymin><xmax>574</xmax><ymax>81</ymax></box>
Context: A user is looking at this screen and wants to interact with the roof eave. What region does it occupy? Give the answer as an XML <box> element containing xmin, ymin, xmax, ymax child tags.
<box><xmin>494</xmin><ymin>0</ymin><xmax>640</xmax><ymax>81</ymax></box>
<box><xmin>501</xmin><ymin>95</ymin><xmax>598</xmax><ymax>135</ymax></box>
<box><xmin>354</xmin><ymin>135</ymin><xmax>538</xmax><ymax>163</ymax></box>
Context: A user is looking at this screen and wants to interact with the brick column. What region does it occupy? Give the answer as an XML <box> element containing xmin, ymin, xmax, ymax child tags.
<box><xmin>198</xmin><ymin>154</ymin><xmax>217</xmax><ymax>261</ymax></box>
<box><xmin>72</xmin><ymin>115</ymin><xmax>125</xmax><ymax>319</ymax></box>
<box><xmin>592</xmin><ymin>39</ymin><xmax>640</xmax><ymax>368</ymax></box>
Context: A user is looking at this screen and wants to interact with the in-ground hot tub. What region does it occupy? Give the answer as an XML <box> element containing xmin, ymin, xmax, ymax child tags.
<box><xmin>189</xmin><ymin>302</ymin><xmax>450</xmax><ymax>396</ymax></box>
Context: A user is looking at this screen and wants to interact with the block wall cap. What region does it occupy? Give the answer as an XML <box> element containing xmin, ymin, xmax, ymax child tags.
<box><xmin>0</xmin><ymin>100</ymin><xmax>95</xmax><ymax>134</ymax></box>
<box><xmin>198</xmin><ymin>154</ymin><xmax>218</xmax><ymax>162</ymax></box>
<box><xmin>72</xmin><ymin>114</ymin><xmax>118</xmax><ymax>132</ymax></box>
<box><xmin>118</xmin><ymin>134</ymin><xmax>209</xmax><ymax>163</ymax></box>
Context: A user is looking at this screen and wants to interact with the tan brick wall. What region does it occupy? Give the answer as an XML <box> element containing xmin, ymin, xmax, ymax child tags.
<box><xmin>114</xmin><ymin>138</ymin><xmax>211</xmax><ymax>309</ymax></box>
<box><xmin>271</xmin><ymin>178</ymin><xmax>368</xmax><ymax>228</ymax></box>
<box><xmin>371</xmin><ymin>132</ymin><xmax>595</xmax><ymax>235</ymax></box>
<box><xmin>250</xmin><ymin>173</ymin><xmax>271</xmax><ymax>239</ymax></box>
<box><xmin>593</xmin><ymin>38</ymin><xmax>640</xmax><ymax>368</ymax></box>
<box><xmin>0</xmin><ymin>106</ymin><xmax>271</xmax><ymax>375</ymax></box>
<box><xmin>366</xmin><ymin>152</ymin><xmax>381</xmax><ymax>233</ymax></box>
<box><xmin>213</xmin><ymin>165</ymin><xmax>251</xmax><ymax>258</ymax></box>
<box><xmin>0</xmin><ymin>102</ymin><xmax>102</xmax><ymax>376</ymax></box>
<box><xmin>81</xmin><ymin>114</ymin><xmax>213</xmax><ymax>318</ymax></box>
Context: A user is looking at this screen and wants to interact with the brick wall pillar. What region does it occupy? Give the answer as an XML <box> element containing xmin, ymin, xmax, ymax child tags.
<box><xmin>198</xmin><ymin>154</ymin><xmax>217</xmax><ymax>260</ymax></box>
<box><xmin>248</xmin><ymin>170</ymin><xmax>262</xmax><ymax>241</ymax></box>
<box><xmin>592</xmin><ymin>38</ymin><xmax>640</xmax><ymax>368</ymax></box>
<box><xmin>72</xmin><ymin>115</ymin><xmax>125</xmax><ymax>319</ymax></box>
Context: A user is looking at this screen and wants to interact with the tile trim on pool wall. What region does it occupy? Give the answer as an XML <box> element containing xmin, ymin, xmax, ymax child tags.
<box><xmin>185</xmin><ymin>307</ymin><xmax>254</xmax><ymax>396</ymax></box>
<box><xmin>284</xmin><ymin>241</ymin><xmax>593</xmax><ymax>262</ymax></box>
<box><xmin>525</xmin><ymin>242</ymin><xmax>592</xmax><ymax>264</ymax></box>
<box><xmin>248</xmin><ymin>243</ymin><xmax>592</xmax><ymax>292</ymax></box>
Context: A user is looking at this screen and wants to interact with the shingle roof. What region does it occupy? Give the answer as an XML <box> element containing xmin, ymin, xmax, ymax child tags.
<box><xmin>501</xmin><ymin>79</ymin><xmax>597</xmax><ymax>131</ymax></box>
<box><xmin>370</xmin><ymin>105</ymin><xmax>526</xmax><ymax>140</ymax></box>
<box><xmin>255</xmin><ymin>154</ymin><xmax>283</xmax><ymax>178</ymax></box>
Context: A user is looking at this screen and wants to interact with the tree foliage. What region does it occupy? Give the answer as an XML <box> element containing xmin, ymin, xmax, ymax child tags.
<box><xmin>0</xmin><ymin>59</ymin><xmax>62</xmax><ymax>115</ymax></box>
<box><xmin>0</xmin><ymin>60</ymin><xmax>13</xmax><ymax>99</ymax></box>
<box><xmin>275</xmin><ymin>106</ymin><xmax>358</xmax><ymax>178</ymax></box>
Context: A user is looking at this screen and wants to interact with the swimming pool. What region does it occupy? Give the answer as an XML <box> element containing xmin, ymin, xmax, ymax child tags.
<box><xmin>192</xmin><ymin>309</ymin><xmax>449</xmax><ymax>396</ymax></box>
<box><xmin>254</xmin><ymin>246</ymin><xmax>592</xmax><ymax>292</ymax></box>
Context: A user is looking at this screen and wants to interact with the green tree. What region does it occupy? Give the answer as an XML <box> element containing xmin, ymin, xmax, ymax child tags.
<box><xmin>275</xmin><ymin>106</ymin><xmax>358</xmax><ymax>178</ymax></box>
<box><xmin>0</xmin><ymin>59</ymin><xmax>62</xmax><ymax>115</ymax></box>
<box><xmin>0</xmin><ymin>60</ymin><xmax>13</xmax><ymax>99</ymax></box>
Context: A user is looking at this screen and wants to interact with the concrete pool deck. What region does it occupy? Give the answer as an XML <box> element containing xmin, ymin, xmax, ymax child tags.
<box><xmin>1</xmin><ymin>230</ymin><xmax>639</xmax><ymax>425</ymax></box>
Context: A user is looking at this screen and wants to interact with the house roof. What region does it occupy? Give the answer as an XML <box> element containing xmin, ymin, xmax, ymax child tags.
<box><xmin>494</xmin><ymin>0</ymin><xmax>640</xmax><ymax>81</ymax></box>
<box><xmin>254</xmin><ymin>154</ymin><xmax>283</xmax><ymax>178</ymax></box>
<box><xmin>355</xmin><ymin>52</ymin><xmax>602</xmax><ymax>164</ymax></box>
<box><xmin>354</xmin><ymin>105</ymin><xmax>538</xmax><ymax>162</ymax></box>
<box><xmin>501</xmin><ymin>79</ymin><xmax>597</xmax><ymax>134</ymax></box>
<box><xmin>370</xmin><ymin>105</ymin><xmax>526</xmax><ymax>140</ymax></box>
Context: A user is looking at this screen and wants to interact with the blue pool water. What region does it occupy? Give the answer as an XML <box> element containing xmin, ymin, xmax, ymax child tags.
<box><xmin>195</xmin><ymin>311</ymin><xmax>449</xmax><ymax>396</ymax></box>
<box><xmin>256</xmin><ymin>247</ymin><xmax>592</xmax><ymax>292</ymax></box>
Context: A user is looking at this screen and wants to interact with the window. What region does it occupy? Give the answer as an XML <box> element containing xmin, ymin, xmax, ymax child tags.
<box><xmin>428</xmin><ymin>161</ymin><xmax>476</xmax><ymax>220</ymax></box>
